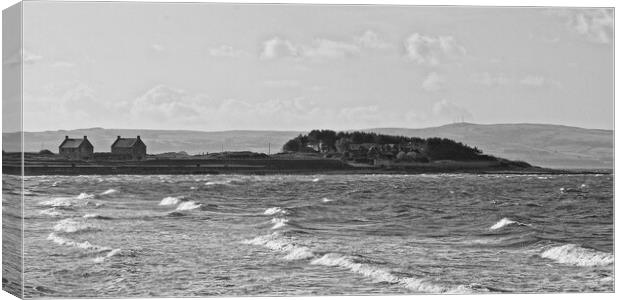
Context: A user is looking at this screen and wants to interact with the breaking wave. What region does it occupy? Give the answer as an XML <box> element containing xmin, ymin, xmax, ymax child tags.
<box><xmin>76</xmin><ymin>193</ymin><xmax>95</xmax><ymax>200</ymax></box>
<box><xmin>310</xmin><ymin>253</ymin><xmax>473</xmax><ymax>293</ymax></box>
<box><xmin>264</xmin><ymin>207</ymin><xmax>288</xmax><ymax>215</ymax></box>
<box><xmin>490</xmin><ymin>218</ymin><xmax>529</xmax><ymax>230</ymax></box>
<box><xmin>271</xmin><ymin>217</ymin><xmax>289</xmax><ymax>229</ymax></box>
<box><xmin>47</xmin><ymin>233</ymin><xmax>110</xmax><ymax>253</ymax></box>
<box><xmin>99</xmin><ymin>189</ymin><xmax>118</xmax><ymax>196</ymax></box>
<box><xmin>321</xmin><ymin>197</ymin><xmax>334</xmax><ymax>203</ymax></box>
<box><xmin>159</xmin><ymin>196</ymin><xmax>183</xmax><ymax>206</ymax></box>
<box><xmin>176</xmin><ymin>201</ymin><xmax>201</xmax><ymax>211</ymax></box>
<box><xmin>93</xmin><ymin>248</ymin><xmax>122</xmax><ymax>263</ymax></box>
<box><xmin>540</xmin><ymin>244</ymin><xmax>614</xmax><ymax>267</ymax></box>
<box><xmin>39</xmin><ymin>208</ymin><xmax>61</xmax><ymax>217</ymax></box>
<box><xmin>53</xmin><ymin>218</ymin><xmax>99</xmax><ymax>233</ymax></box>
<box><xmin>242</xmin><ymin>233</ymin><xmax>314</xmax><ymax>260</ymax></box>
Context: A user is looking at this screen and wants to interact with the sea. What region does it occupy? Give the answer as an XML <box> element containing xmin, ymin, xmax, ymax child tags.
<box><xmin>1</xmin><ymin>173</ymin><xmax>614</xmax><ymax>297</ymax></box>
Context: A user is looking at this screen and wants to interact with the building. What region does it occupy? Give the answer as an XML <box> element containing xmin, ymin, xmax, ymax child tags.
<box><xmin>58</xmin><ymin>136</ymin><xmax>94</xmax><ymax>160</ymax></box>
<box><xmin>111</xmin><ymin>136</ymin><xmax>147</xmax><ymax>160</ymax></box>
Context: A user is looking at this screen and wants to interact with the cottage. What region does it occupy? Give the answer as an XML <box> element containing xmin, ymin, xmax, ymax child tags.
<box><xmin>59</xmin><ymin>136</ymin><xmax>94</xmax><ymax>160</ymax></box>
<box><xmin>111</xmin><ymin>136</ymin><xmax>147</xmax><ymax>160</ymax></box>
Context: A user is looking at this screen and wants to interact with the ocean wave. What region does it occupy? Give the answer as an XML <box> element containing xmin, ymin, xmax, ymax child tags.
<box><xmin>264</xmin><ymin>207</ymin><xmax>288</xmax><ymax>215</ymax></box>
<box><xmin>38</xmin><ymin>197</ymin><xmax>75</xmax><ymax>208</ymax></box>
<box><xmin>82</xmin><ymin>213</ymin><xmax>112</xmax><ymax>220</ymax></box>
<box><xmin>39</xmin><ymin>208</ymin><xmax>61</xmax><ymax>217</ymax></box>
<box><xmin>53</xmin><ymin>218</ymin><xmax>99</xmax><ymax>233</ymax></box>
<box><xmin>76</xmin><ymin>193</ymin><xmax>95</xmax><ymax>200</ymax></box>
<box><xmin>321</xmin><ymin>197</ymin><xmax>334</xmax><ymax>203</ymax></box>
<box><xmin>47</xmin><ymin>233</ymin><xmax>110</xmax><ymax>253</ymax></box>
<box><xmin>271</xmin><ymin>217</ymin><xmax>289</xmax><ymax>230</ymax></box>
<box><xmin>176</xmin><ymin>201</ymin><xmax>201</xmax><ymax>211</ymax></box>
<box><xmin>490</xmin><ymin>218</ymin><xmax>530</xmax><ymax>230</ymax></box>
<box><xmin>159</xmin><ymin>196</ymin><xmax>183</xmax><ymax>206</ymax></box>
<box><xmin>312</xmin><ymin>178</ymin><xmax>321</xmax><ymax>182</ymax></box>
<box><xmin>99</xmin><ymin>189</ymin><xmax>118</xmax><ymax>196</ymax></box>
<box><xmin>310</xmin><ymin>253</ymin><xmax>468</xmax><ymax>293</ymax></box>
<box><xmin>93</xmin><ymin>248</ymin><xmax>122</xmax><ymax>263</ymax></box>
<box><xmin>242</xmin><ymin>233</ymin><xmax>314</xmax><ymax>260</ymax></box>
<box><xmin>540</xmin><ymin>244</ymin><xmax>614</xmax><ymax>267</ymax></box>
<box><xmin>205</xmin><ymin>179</ymin><xmax>233</xmax><ymax>186</ymax></box>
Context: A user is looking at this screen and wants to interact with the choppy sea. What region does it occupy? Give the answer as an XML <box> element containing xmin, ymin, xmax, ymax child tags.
<box><xmin>1</xmin><ymin>173</ymin><xmax>614</xmax><ymax>297</ymax></box>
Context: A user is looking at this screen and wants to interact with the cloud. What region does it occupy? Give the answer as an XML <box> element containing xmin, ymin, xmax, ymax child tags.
<box><xmin>303</xmin><ymin>39</ymin><xmax>361</xmax><ymax>59</ymax></box>
<box><xmin>432</xmin><ymin>99</ymin><xmax>472</xmax><ymax>122</ymax></box>
<box><xmin>260</xmin><ymin>37</ymin><xmax>300</xmax><ymax>59</ymax></box>
<box><xmin>261</xmin><ymin>80</ymin><xmax>301</xmax><ymax>88</ymax></box>
<box><xmin>519</xmin><ymin>75</ymin><xmax>561</xmax><ymax>88</ymax></box>
<box><xmin>208</xmin><ymin>45</ymin><xmax>247</xmax><ymax>57</ymax></box>
<box><xmin>51</xmin><ymin>61</ymin><xmax>76</xmax><ymax>68</ymax></box>
<box><xmin>151</xmin><ymin>44</ymin><xmax>165</xmax><ymax>52</ymax></box>
<box><xmin>404</xmin><ymin>33</ymin><xmax>466</xmax><ymax>65</ymax></box>
<box><xmin>23</xmin><ymin>50</ymin><xmax>43</xmax><ymax>63</ymax></box>
<box><xmin>355</xmin><ymin>30</ymin><xmax>392</xmax><ymax>49</ymax></box>
<box><xmin>260</xmin><ymin>30</ymin><xmax>390</xmax><ymax>61</ymax></box>
<box><xmin>568</xmin><ymin>9</ymin><xmax>613</xmax><ymax>44</ymax></box>
<box><xmin>130</xmin><ymin>85</ymin><xmax>202</xmax><ymax>121</ymax></box>
<box><xmin>422</xmin><ymin>72</ymin><xmax>444</xmax><ymax>92</ymax></box>
<box><xmin>471</xmin><ymin>72</ymin><xmax>511</xmax><ymax>86</ymax></box>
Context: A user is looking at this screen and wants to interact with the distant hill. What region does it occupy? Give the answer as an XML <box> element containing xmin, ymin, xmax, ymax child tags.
<box><xmin>365</xmin><ymin>123</ymin><xmax>612</xmax><ymax>169</ymax></box>
<box><xmin>2</xmin><ymin>123</ymin><xmax>612</xmax><ymax>169</ymax></box>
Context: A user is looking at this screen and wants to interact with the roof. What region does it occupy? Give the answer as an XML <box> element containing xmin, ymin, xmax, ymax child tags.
<box><xmin>112</xmin><ymin>138</ymin><xmax>140</xmax><ymax>148</ymax></box>
<box><xmin>59</xmin><ymin>138</ymin><xmax>86</xmax><ymax>149</ymax></box>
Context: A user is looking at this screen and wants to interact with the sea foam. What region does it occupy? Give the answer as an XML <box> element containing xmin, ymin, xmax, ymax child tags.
<box><xmin>242</xmin><ymin>233</ymin><xmax>314</xmax><ymax>260</ymax></box>
<box><xmin>47</xmin><ymin>233</ymin><xmax>110</xmax><ymax>253</ymax></box>
<box><xmin>264</xmin><ymin>207</ymin><xmax>287</xmax><ymax>215</ymax></box>
<box><xmin>176</xmin><ymin>201</ymin><xmax>201</xmax><ymax>211</ymax></box>
<box><xmin>39</xmin><ymin>208</ymin><xmax>61</xmax><ymax>217</ymax></box>
<box><xmin>159</xmin><ymin>196</ymin><xmax>183</xmax><ymax>206</ymax></box>
<box><xmin>271</xmin><ymin>217</ymin><xmax>289</xmax><ymax>229</ymax></box>
<box><xmin>310</xmin><ymin>253</ymin><xmax>466</xmax><ymax>293</ymax></box>
<box><xmin>99</xmin><ymin>189</ymin><xmax>118</xmax><ymax>196</ymax></box>
<box><xmin>541</xmin><ymin>244</ymin><xmax>614</xmax><ymax>267</ymax></box>
<box><xmin>490</xmin><ymin>218</ymin><xmax>529</xmax><ymax>230</ymax></box>
<box><xmin>53</xmin><ymin>218</ymin><xmax>99</xmax><ymax>233</ymax></box>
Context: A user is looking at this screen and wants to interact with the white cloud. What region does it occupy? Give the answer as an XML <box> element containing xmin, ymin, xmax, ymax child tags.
<box><xmin>432</xmin><ymin>99</ymin><xmax>472</xmax><ymax>122</ymax></box>
<box><xmin>260</xmin><ymin>31</ymin><xmax>390</xmax><ymax>61</ymax></box>
<box><xmin>569</xmin><ymin>9</ymin><xmax>613</xmax><ymax>44</ymax></box>
<box><xmin>422</xmin><ymin>72</ymin><xmax>444</xmax><ymax>92</ymax></box>
<box><xmin>208</xmin><ymin>45</ymin><xmax>247</xmax><ymax>57</ymax></box>
<box><xmin>19</xmin><ymin>49</ymin><xmax>43</xmax><ymax>64</ymax></box>
<box><xmin>471</xmin><ymin>72</ymin><xmax>511</xmax><ymax>86</ymax></box>
<box><xmin>130</xmin><ymin>85</ymin><xmax>202</xmax><ymax>121</ymax></box>
<box><xmin>303</xmin><ymin>38</ymin><xmax>361</xmax><ymax>59</ymax></box>
<box><xmin>260</xmin><ymin>37</ymin><xmax>300</xmax><ymax>59</ymax></box>
<box><xmin>404</xmin><ymin>33</ymin><xmax>466</xmax><ymax>65</ymax></box>
<box><xmin>355</xmin><ymin>30</ymin><xmax>392</xmax><ymax>49</ymax></box>
<box><xmin>261</xmin><ymin>80</ymin><xmax>301</xmax><ymax>88</ymax></box>
<box><xmin>51</xmin><ymin>61</ymin><xmax>76</xmax><ymax>68</ymax></box>
<box><xmin>151</xmin><ymin>44</ymin><xmax>165</xmax><ymax>52</ymax></box>
<box><xmin>519</xmin><ymin>75</ymin><xmax>561</xmax><ymax>88</ymax></box>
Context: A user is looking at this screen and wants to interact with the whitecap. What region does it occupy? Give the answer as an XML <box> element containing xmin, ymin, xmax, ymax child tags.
<box><xmin>205</xmin><ymin>180</ymin><xmax>232</xmax><ymax>186</ymax></box>
<box><xmin>321</xmin><ymin>197</ymin><xmax>334</xmax><ymax>203</ymax></box>
<box><xmin>53</xmin><ymin>218</ymin><xmax>99</xmax><ymax>233</ymax></box>
<box><xmin>76</xmin><ymin>193</ymin><xmax>95</xmax><ymax>200</ymax></box>
<box><xmin>39</xmin><ymin>208</ymin><xmax>61</xmax><ymax>217</ymax></box>
<box><xmin>38</xmin><ymin>197</ymin><xmax>75</xmax><ymax>208</ymax></box>
<box><xmin>176</xmin><ymin>201</ymin><xmax>201</xmax><ymax>211</ymax></box>
<box><xmin>93</xmin><ymin>248</ymin><xmax>122</xmax><ymax>263</ymax></box>
<box><xmin>540</xmin><ymin>244</ymin><xmax>614</xmax><ymax>267</ymax></box>
<box><xmin>310</xmin><ymin>253</ymin><xmax>461</xmax><ymax>293</ymax></box>
<box><xmin>271</xmin><ymin>217</ymin><xmax>288</xmax><ymax>229</ymax></box>
<box><xmin>242</xmin><ymin>233</ymin><xmax>314</xmax><ymax>261</ymax></box>
<box><xmin>159</xmin><ymin>196</ymin><xmax>182</xmax><ymax>206</ymax></box>
<box><xmin>47</xmin><ymin>233</ymin><xmax>110</xmax><ymax>252</ymax></box>
<box><xmin>264</xmin><ymin>207</ymin><xmax>287</xmax><ymax>215</ymax></box>
<box><xmin>99</xmin><ymin>189</ymin><xmax>118</xmax><ymax>196</ymax></box>
<box><xmin>490</xmin><ymin>218</ymin><xmax>529</xmax><ymax>230</ymax></box>
<box><xmin>312</xmin><ymin>178</ymin><xmax>321</xmax><ymax>182</ymax></box>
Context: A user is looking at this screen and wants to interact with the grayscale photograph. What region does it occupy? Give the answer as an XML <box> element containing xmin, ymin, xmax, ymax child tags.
<box><xmin>1</xmin><ymin>0</ymin><xmax>614</xmax><ymax>298</ymax></box>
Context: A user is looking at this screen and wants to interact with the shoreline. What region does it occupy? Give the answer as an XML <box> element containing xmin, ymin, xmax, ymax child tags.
<box><xmin>1</xmin><ymin>164</ymin><xmax>611</xmax><ymax>176</ymax></box>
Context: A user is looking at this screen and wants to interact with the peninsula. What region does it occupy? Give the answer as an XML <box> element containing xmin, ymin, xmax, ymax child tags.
<box><xmin>1</xmin><ymin>129</ymin><xmax>605</xmax><ymax>176</ymax></box>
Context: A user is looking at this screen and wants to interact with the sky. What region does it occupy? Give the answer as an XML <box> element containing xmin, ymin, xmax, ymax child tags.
<box><xmin>9</xmin><ymin>1</ymin><xmax>614</xmax><ymax>132</ymax></box>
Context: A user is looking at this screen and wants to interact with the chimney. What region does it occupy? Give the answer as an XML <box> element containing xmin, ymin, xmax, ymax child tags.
<box><xmin>65</xmin><ymin>136</ymin><xmax>68</xmax><ymax>140</ymax></box>
<box><xmin>83</xmin><ymin>135</ymin><xmax>87</xmax><ymax>140</ymax></box>
<box><xmin>137</xmin><ymin>135</ymin><xmax>141</xmax><ymax>140</ymax></box>
<box><xmin>117</xmin><ymin>136</ymin><xmax>121</xmax><ymax>139</ymax></box>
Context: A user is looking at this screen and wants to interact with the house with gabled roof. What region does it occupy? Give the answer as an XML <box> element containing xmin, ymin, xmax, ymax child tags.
<box><xmin>59</xmin><ymin>136</ymin><xmax>94</xmax><ymax>160</ymax></box>
<box><xmin>111</xmin><ymin>136</ymin><xmax>147</xmax><ymax>160</ymax></box>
